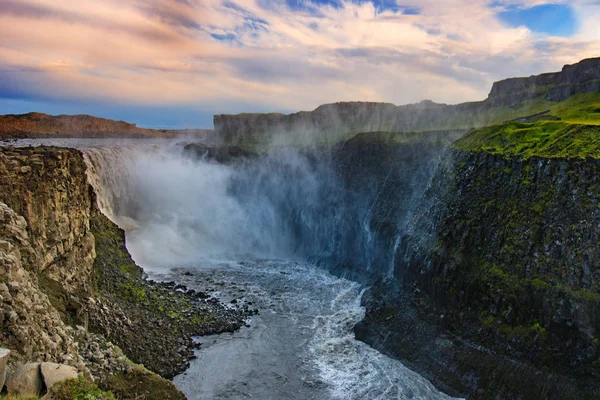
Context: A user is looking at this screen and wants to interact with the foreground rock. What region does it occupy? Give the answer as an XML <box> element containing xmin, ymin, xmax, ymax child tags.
<box><xmin>0</xmin><ymin>348</ymin><xmax>10</xmax><ymax>390</ymax></box>
<box><xmin>6</xmin><ymin>363</ymin><xmax>43</xmax><ymax>397</ymax></box>
<box><xmin>41</xmin><ymin>362</ymin><xmax>79</xmax><ymax>390</ymax></box>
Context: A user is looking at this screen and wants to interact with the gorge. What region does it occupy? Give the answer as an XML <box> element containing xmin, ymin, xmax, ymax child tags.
<box><xmin>1</xmin><ymin>57</ymin><xmax>600</xmax><ymax>399</ymax></box>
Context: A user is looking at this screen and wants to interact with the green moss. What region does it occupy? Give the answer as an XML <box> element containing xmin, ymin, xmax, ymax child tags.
<box><xmin>453</xmin><ymin>121</ymin><xmax>600</xmax><ymax>159</ymax></box>
<box><xmin>119</xmin><ymin>282</ymin><xmax>146</xmax><ymax>302</ymax></box>
<box><xmin>89</xmin><ymin>209</ymin><xmax>240</xmax><ymax>378</ymax></box>
<box><xmin>90</xmin><ymin>210</ymin><xmax>142</xmax><ymax>283</ymax></box>
<box><xmin>101</xmin><ymin>365</ymin><xmax>185</xmax><ymax>400</ymax></box>
<box><xmin>47</xmin><ymin>375</ymin><xmax>115</xmax><ymax>400</ymax></box>
<box><xmin>452</xmin><ymin>92</ymin><xmax>600</xmax><ymax>159</ymax></box>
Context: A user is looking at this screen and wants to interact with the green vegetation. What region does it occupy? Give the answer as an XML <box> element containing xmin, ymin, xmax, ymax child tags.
<box><xmin>47</xmin><ymin>376</ymin><xmax>115</xmax><ymax>400</ymax></box>
<box><xmin>89</xmin><ymin>209</ymin><xmax>235</xmax><ymax>378</ymax></box>
<box><xmin>453</xmin><ymin>91</ymin><xmax>600</xmax><ymax>158</ymax></box>
<box><xmin>344</xmin><ymin>130</ymin><xmax>465</xmax><ymax>146</ymax></box>
<box><xmin>101</xmin><ymin>364</ymin><xmax>185</xmax><ymax>400</ymax></box>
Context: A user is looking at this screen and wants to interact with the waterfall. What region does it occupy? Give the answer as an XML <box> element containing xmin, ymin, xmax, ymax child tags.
<box><xmin>79</xmin><ymin>137</ymin><xmax>450</xmax><ymax>278</ymax></box>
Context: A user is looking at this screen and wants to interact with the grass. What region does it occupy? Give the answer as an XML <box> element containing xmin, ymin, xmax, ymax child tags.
<box><xmin>46</xmin><ymin>376</ymin><xmax>115</xmax><ymax>400</ymax></box>
<box><xmin>452</xmin><ymin>91</ymin><xmax>600</xmax><ymax>158</ymax></box>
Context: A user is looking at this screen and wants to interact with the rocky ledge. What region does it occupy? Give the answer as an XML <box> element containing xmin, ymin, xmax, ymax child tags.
<box><xmin>0</xmin><ymin>146</ymin><xmax>245</xmax><ymax>398</ymax></box>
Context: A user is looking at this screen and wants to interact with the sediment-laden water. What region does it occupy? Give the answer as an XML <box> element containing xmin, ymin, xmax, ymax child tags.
<box><xmin>162</xmin><ymin>259</ymin><xmax>454</xmax><ymax>400</ymax></box>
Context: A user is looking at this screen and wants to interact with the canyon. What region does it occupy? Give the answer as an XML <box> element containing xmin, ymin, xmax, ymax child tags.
<box><xmin>0</xmin><ymin>57</ymin><xmax>599</xmax><ymax>399</ymax></box>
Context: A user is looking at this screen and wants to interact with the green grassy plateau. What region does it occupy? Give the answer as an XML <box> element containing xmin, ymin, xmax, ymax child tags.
<box><xmin>453</xmin><ymin>91</ymin><xmax>600</xmax><ymax>158</ymax></box>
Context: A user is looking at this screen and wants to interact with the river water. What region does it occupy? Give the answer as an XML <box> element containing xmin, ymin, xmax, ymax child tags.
<box><xmin>4</xmin><ymin>138</ymin><xmax>457</xmax><ymax>400</ymax></box>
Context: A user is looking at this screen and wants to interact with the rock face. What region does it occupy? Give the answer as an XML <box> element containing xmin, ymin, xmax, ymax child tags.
<box><xmin>40</xmin><ymin>362</ymin><xmax>79</xmax><ymax>389</ymax></box>
<box><xmin>0</xmin><ymin>201</ymin><xmax>82</xmax><ymax>365</ymax></box>
<box><xmin>488</xmin><ymin>57</ymin><xmax>600</xmax><ymax>104</ymax></box>
<box><xmin>0</xmin><ymin>145</ymin><xmax>242</xmax><ymax>398</ymax></box>
<box><xmin>0</xmin><ymin>147</ymin><xmax>96</xmax><ymax>295</ymax></box>
<box><xmin>213</xmin><ymin>101</ymin><xmax>473</xmax><ymax>145</ymax></box>
<box><xmin>354</xmin><ymin>149</ymin><xmax>600</xmax><ymax>398</ymax></box>
<box><xmin>182</xmin><ymin>142</ymin><xmax>256</xmax><ymax>163</ymax></box>
<box><xmin>6</xmin><ymin>362</ymin><xmax>43</xmax><ymax>397</ymax></box>
<box><xmin>0</xmin><ymin>348</ymin><xmax>9</xmax><ymax>390</ymax></box>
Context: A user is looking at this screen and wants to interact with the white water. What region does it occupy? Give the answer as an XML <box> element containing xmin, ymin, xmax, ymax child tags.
<box><xmin>7</xmin><ymin>138</ymin><xmax>458</xmax><ymax>400</ymax></box>
<box><xmin>165</xmin><ymin>259</ymin><xmax>455</xmax><ymax>400</ymax></box>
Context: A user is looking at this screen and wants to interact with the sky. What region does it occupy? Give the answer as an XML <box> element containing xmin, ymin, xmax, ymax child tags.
<box><xmin>0</xmin><ymin>0</ymin><xmax>599</xmax><ymax>128</ymax></box>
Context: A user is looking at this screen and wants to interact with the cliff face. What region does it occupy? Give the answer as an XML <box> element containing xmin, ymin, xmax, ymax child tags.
<box><xmin>214</xmin><ymin>58</ymin><xmax>600</xmax><ymax>146</ymax></box>
<box><xmin>0</xmin><ymin>147</ymin><xmax>97</xmax><ymax>367</ymax></box>
<box><xmin>411</xmin><ymin>153</ymin><xmax>600</xmax><ymax>365</ymax></box>
<box><xmin>488</xmin><ymin>57</ymin><xmax>600</xmax><ymax>104</ymax></box>
<box><xmin>0</xmin><ymin>146</ymin><xmax>242</xmax><ymax>398</ymax></box>
<box><xmin>353</xmin><ymin>148</ymin><xmax>600</xmax><ymax>398</ymax></box>
<box><xmin>0</xmin><ymin>147</ymin><xmax>96</xmax><ymax>293</ymax></box>
<box><xmin>213</xmin><ymin>101</ymin><xmax>487</xmax><ymax>146</ymax></box>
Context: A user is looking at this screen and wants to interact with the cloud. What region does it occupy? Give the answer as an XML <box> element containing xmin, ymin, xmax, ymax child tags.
<box><xmin>0</xmin><ymin>0</ymin><xmax>599</xmax><ymax>127</ymax></box>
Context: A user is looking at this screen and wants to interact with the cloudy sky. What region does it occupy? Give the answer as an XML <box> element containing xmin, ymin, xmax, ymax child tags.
<box><xmin>0</xmin><ymin>0</ymin><xmax>599</xmax><ymax>128</ymax></box>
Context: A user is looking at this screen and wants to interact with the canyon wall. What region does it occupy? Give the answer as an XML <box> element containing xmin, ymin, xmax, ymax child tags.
<box><xmin>214</xmin><ymin>57</ymin><xmax>600</xmax><ymax>146</ymax></box>
<box><xmin>488</xmin><ymin>57</ymin><xmax>600</xmax><ymax>104</ymax></box>
<box><xmin>0</xmin><ymin>146</ymin><xmax>242</xmax><ymax>399</ymax></box>
<box><xmin>354</xmin><ymin>148</ymin><xmax>600</xmax><ymax>398</ymax></box>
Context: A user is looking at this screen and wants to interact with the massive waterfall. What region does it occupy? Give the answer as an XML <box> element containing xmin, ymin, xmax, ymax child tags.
<box><xmin>80</xmin><ymin>137</ymin><xmax>450</xmax><ymax>277</ymax></box>
<box><xmin>14</xmin><ymin>138</ymin><xmax>456</xmax><ymax>399</ymax></box>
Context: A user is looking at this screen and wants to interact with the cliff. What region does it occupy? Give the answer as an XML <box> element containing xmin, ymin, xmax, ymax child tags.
<box><xmin>488</xmin><ymin>57</ymin><xmax>600</xmax><ymax>104</ymax></box>
<box><xmin>214</xmin><ymin>58</ymin><xmax>600</xmax><ymax>146</ymax></box>
<box><xmin>0</xmin><ymin>146</ymin><xmax>243</xmax><ymax>398</ymax></box>
<box><xmin>349</xmin><ymin>99</ymin><xmax>600</xmax><ymax>397</ymax></box>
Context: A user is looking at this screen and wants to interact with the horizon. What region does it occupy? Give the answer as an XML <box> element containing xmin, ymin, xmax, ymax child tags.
<box><xmin>1</xmin><ymin>0</ymin><xmax>599</xmax><ymax>129</ymax></box>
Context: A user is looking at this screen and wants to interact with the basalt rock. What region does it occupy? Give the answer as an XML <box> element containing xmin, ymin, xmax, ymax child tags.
<box><xmin>356</xmin><ymin>149</ymin><xmax>600</xmax><ymax>398</ymax></box>
<box><xmin>0</xmin><ymin>145</ymin><xmax>243</xmax><ymax>398</ymax></box>
<box><xmin>488</xmin><ymin>57</ymin><xmax>600</xmax><ymax>104</ymax></box>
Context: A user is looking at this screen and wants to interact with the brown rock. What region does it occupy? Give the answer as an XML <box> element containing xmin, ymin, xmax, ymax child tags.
<box><xmin>40</xmin><ymin>362</ymin><xmax>79</xmax><ymax>389</ymax></box>
<box><xmin>6</xmin><ymin>362</ymin><xmax>42</xmax><ymax>397</ymax></box>
<box><xmin>0</xmin><ymin>348</ymin><xmax>10</xmax><ymax>390</ymax></box>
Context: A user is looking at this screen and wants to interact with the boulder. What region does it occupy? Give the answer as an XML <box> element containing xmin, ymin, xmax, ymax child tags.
<box><xmin>6</xmin><ymin>362</ymin><xmax>42</xmax><ymax>397</ymax></box>
<box><xmin>40</xmin><ymin>362</ymin><xmax>79</xmax><ymax>389</ymax></box>
<box><xmin>0</xmin><ymin>348</ymin><xmax>9</xmax><ymax>390</ymax></box>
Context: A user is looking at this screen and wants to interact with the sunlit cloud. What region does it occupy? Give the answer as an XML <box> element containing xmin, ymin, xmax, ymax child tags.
<box><xmin>0</xmin><ymin>0</ymin><xmax>598</xmax><ymax>127</ymax></box>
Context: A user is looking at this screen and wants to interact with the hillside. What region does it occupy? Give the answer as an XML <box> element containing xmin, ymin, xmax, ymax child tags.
<box><xmin>453</xmin><ymin>91</ymin><xmax>600</xmax><ymax>158</ymax></box>
<box><xmin>0</xmin><ymin>112</ymin><xmax>214</xmax><ymax>139</ymax></box>
<box><xmin>214</xmin><ymin>57</ymin><xmax>600</xmax><ymax>147</ymax></box>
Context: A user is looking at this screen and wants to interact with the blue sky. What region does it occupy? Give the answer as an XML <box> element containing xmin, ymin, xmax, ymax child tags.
<box><xmin>0</xmin><ymin>0</ymin><xmax>598</xmax><ymax>129</ymax></box>
<box><xmin>497</xmin><ymin>3</ymin><xmax>578</xmax><ymax>37</ymax></box>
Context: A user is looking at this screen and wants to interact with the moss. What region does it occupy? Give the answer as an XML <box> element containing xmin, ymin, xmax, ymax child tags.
<box><xmin>88</xmin><ymin>208</ymin><xmax>242</xmax><ymax>378</ymax></box>
<box><xmin>47</xmin><ymin>375</ymin><xmax>115</xmax><ymax>400</ymax></box>
<box><xmin>101</xmin><ymin>365</ymin><xmax>185</xmax><ymax>400</ymax></box>
<box><xmin>89</xmin><ymin>209</ymin><xmax>142</xmax><ymax>282</ymax></box>
<box><xmin>119</xmin><ymin>282</ymin><xmax>147</xmax><ymax>302</ymax></box>
<box><xmin>451</xmin><ymin>91</ymin><xmax>600</xmax><ymax>158</ymax></box>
